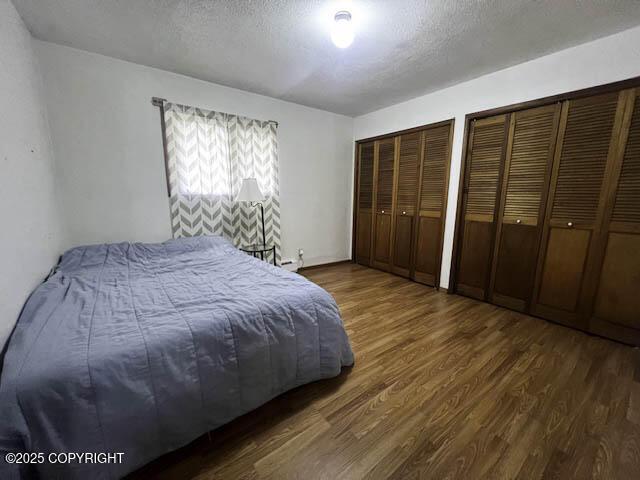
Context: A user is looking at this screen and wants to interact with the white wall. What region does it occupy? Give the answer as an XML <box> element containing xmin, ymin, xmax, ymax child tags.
<box><xmin>355</xmin><ymin>25</ymin><xmax>640</xmax><ymax>289</ymax></box>
<box><xmin>35</xmin><ymin>41</ymin><xmax>355</xmax><ymax>267</ymax></box>
<box><xmin>0</xmin><ymin>0</ymin><xmax>66</xmax><ymax>350</ymax></box>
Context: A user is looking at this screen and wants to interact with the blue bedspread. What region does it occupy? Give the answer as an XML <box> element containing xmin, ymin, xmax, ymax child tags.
<box><xmin>0</xmin><ymin>236</ymin><xmax>354</xmax><ymax>478</ymax></box>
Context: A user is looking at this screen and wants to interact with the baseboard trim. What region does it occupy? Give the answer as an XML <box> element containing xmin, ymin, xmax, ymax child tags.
<box><xmin>298</xmin><ymin>259</ymin><xmax>352</xmax><ymax>272</ymax></box>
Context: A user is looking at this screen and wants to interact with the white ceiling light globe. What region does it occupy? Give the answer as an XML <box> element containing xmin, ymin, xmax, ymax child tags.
<box><xmin>331</xmin><ymin>11</ymin><xmax>354</xmax><ymax>48</ymax></box>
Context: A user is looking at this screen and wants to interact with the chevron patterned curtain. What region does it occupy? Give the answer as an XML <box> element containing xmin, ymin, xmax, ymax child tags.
<box><xmin>163</xmin><ymin>102</ymin><xmax>281</xmax><ymax>263</ymax></box>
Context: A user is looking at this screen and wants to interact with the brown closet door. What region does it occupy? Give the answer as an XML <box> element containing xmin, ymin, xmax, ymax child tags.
<box><xmin>391</xmin><ymin>133</ymin><xmax>420</xmax><ymax>277</ymax></box>
<box><xmin>456</xmin><ymin>115</ymin><xmax>508</xmax><ymax>300</ymax></box>
<box><xmin>413</xmin><ymin>124</ymin><xmax>452</xmax><ymax>286</ymax></box>
<box><xmin>589</xmin><ymin>89</ymin><xmax>640</xmax><ymax>345</ymax></box>
<box><xmin>372</xmin><ymin>138</ymin><xmax>396</xmax><ymax>271</ymax></box>
<box><xmin>532</xmin><ymin>92</ymin><xmax>622</xmax><ymax>328</ymax></box>
<box><xmin>489</xmin><ymin>104</ymin><xmax>560</xmax><ymax>311</ymax></box>
<box><xmin>355</xmin><ymin>142</ymin><xmax>375</xmax><ymax>266</ymax></box>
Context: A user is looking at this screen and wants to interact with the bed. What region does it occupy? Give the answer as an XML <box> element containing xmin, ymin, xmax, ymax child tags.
<box><xmin>0</xmin><ymin>236</ymin><xmax>354</xmax><ymax>479</ymax></box>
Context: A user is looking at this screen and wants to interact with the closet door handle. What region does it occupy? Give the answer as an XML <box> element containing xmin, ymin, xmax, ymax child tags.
<box><xmin>567</xmin><ymin>221</ymin><xmax>573</xmax><ymax>227</ymax></box>
<box><xmin>516</xmin><ymin>219</ymin><xmax>521</xmax><ymax>224</ymax></box>
<box><xmin>402</xmin><ymin>211</ymin><xmax>406</xmax><ymax>215</ymax></box>
<box><xmin>381</xmin><ymin>210</ymin><xmax>385</xmax><ymax>214</ymax></box>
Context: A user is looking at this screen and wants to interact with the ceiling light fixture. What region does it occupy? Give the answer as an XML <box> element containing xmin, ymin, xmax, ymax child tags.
<box><xmin>331</xmin><ymin>10</ymin><xmax>354</xmax><ymax>48</ymax></box>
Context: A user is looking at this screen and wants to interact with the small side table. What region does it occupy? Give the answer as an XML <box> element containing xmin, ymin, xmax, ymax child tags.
<box><xmin>240</xmin><ymin>244</ymin><xmax>277</xmax><ymax>266</ymax></box>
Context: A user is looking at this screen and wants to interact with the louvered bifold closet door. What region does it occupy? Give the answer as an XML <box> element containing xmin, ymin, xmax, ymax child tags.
<box><xmin>456</xmin><ymin>115</ymin><xmax>508</xmax><ymax>300</ymax></box>
<box><xmin>413</xmin><ymin>124</ymin><xmax>452</xmax><ymax>286</ymax></box>
<box><xmin>455</xmin><ymin>115</ymin><xmax>508</xmax><ymax>300</ymax></box>
<box><xmin>589</xmin><ymin>88</ymin><xmax>640</xmax><ymax>345</ymax></box>
<box><xmin>356</xmin><ymin>142</ymin><xmax>375</xmax><ymax>266</ymax></box>
<box><xmin>391</xmin><ymin>133</ymin><xmax>421</xmax><ymax>277</ymax></box>
<box><xmin>372</xmin><ymin>138</ymin><xmax>397</xmax><ymax>270</ymax></box>
<box><xmin>532</xmin><ymin>91</ymin><xmax>624</xmax><ymax>329</ymax></box>
<box><xmin>488</xmin><ymin>104</ymin><xmax>560</xmax><ymax>312</ymax></box>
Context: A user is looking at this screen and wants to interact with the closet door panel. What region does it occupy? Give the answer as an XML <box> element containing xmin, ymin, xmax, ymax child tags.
<box><xmin>392</xmin><ymin>133</ymin><xmax>420</xmax><ymax>277</ymax></box>
<box><xmin>373</xmin><ymin>214</ymin><xmax>392</xmax><ymax>263</ymax></box>
<box><xmin>590</xmin><ymin>89</ymin><xmax>640</xmax><ymax>344</ymax></box>
<box><xmin>414</xmin><ymin>215</ymin><xmax>441</xmax><ymax>285</ymax></box>
<box><xmin>537</xmin><ymin>227</ymin><xmax>591</xmax><ymax>312</ymax></box>
<box><xmin>457</xmin><ymin>219</ymin><xmax>495</xmax><ymax>299</ymax></box>
<box><xmin>492</xmin><ymin>224</ymin><xmax>538</xmax><ymax>310</ymax></box>
<box><xmin>372</xmin><ymin>139</ymin><xmax>396</xmax><ymax>270</ymax></box>
<box><xmin>393</xmin><ymin>215</ymin><xmax>413</xmax><ymax>271</ymax></box>
<box><xmin>456</xmin><ymin>115</ymin><xmax>507</xmax><ymax>299</ymax></box>
<box><xmin>490</xmin><ymin>104</ymin><xmax>559</xmax><ymax>311</ymax></box>
<box><xmin>355</xmin><ymin>142</ymin><xmax>374</xmax><ymax>265</ymax></box>
<box><xmin>594</xmin><ymin>233</ymin><xmax>640</xmax><ymax>329</ymax></box>
<box><xmin>356</xmin><ymin>215</ymin><xmax>372</xmax><ymax>263</ymax></box>
<box><xmin>532</xmin><ymin>92</ymin><xmax>621</xmax><ymax>327</ymax></box>
<box><xmin>413</xmin><ymin>125</ymin><xmax>452</xmax><ymax>287</ymax></box>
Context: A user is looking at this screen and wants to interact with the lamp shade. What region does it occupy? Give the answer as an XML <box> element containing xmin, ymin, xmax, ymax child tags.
<box><xmin>236</xmin><ymin>178</ymin><xmax>264</xmax><ymax>202</ymax></box>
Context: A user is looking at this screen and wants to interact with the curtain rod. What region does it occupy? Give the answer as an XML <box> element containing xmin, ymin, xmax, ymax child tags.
<box><xmin>151</xmin><ymin>97</ymin><xmax>279</xmax><ymax>126</ymax></box>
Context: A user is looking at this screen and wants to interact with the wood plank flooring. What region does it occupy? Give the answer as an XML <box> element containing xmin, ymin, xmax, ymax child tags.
<box><xmin>130</xmin><ymin>263</ymin><xmax>640</xmax><ymax>479</ymax></box>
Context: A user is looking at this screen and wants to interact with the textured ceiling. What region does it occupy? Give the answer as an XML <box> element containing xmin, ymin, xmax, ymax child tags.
<box><xmin>13</xmin><ymin>0</ymin><xmax>640</xmax><ymax>116</ymax></box>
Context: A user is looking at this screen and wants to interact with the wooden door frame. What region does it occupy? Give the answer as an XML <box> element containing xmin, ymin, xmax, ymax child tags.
<box><xmin>356</xmin><ymin>119</ymin><xmax>455</xmax><ymax>144</ymax></box>
<box><xmin>350</xmin><ymin>142</ymin><xmax>360</xmax><ymax>262</ymax></box>
<box><xmin>449</xmin><ymin>75</ymin><xmax>640</xmax><ymax>292</ymax></box>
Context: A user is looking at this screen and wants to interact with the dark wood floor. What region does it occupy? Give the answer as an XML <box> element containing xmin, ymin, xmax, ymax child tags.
<box><xmin>130</xmin><ymin>263</ymin><xmax>640</xmax><ymax>479</ymax></box>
